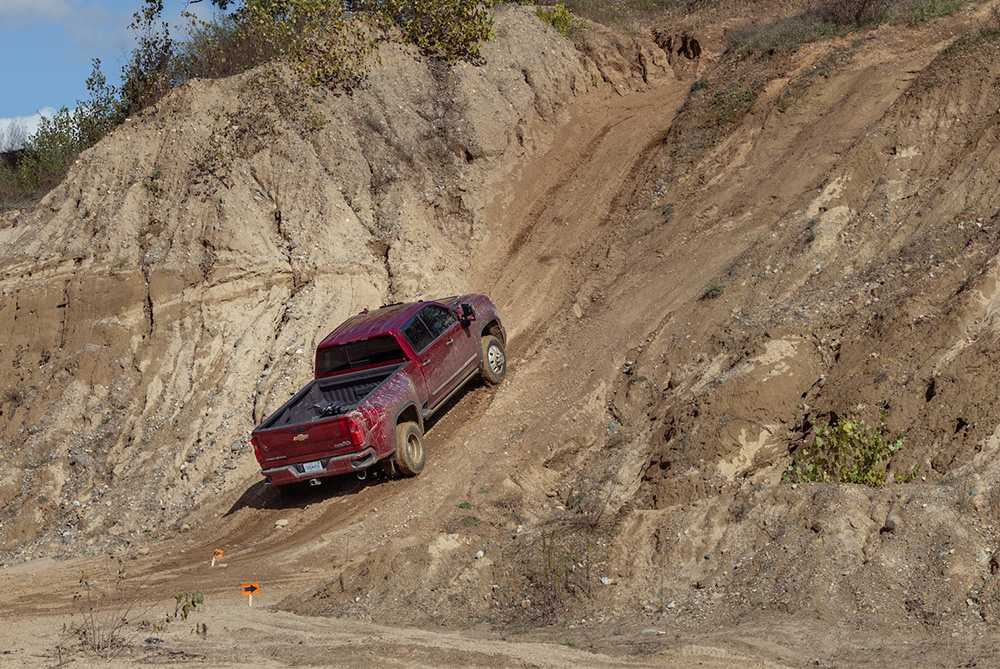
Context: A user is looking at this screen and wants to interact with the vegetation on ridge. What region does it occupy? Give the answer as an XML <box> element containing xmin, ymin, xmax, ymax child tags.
<box><xmin>0</xmin><ymin>0</ymin><xmax>990</xmax><ymax>211</ymax></box>
<box><xmin>0</xmin><ymin>0</ymin><xmax>493</xmax><ymax>209</ymax></box>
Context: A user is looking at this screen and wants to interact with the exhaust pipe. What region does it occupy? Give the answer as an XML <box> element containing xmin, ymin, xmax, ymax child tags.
<box><xmin>356</xmin><ymin>469</ymin><xmax>367</xmax><ymax>481</ymax></box>
<box><xmin>309</xmin><ymin>478</ymin><xmax>321</xmax><ymax>487</ymax></box>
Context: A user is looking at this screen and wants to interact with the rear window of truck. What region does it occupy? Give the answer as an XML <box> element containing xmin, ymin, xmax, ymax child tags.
<box><xmin>316</xmin><ymin>335</ymin><xmax>406</xmax><ymax>376</ymax></box>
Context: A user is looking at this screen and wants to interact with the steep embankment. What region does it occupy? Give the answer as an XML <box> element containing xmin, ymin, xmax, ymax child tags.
<box><xmin>0</xmin><ymin>6</ymin><xmax>668</xmax><ymax>555</ymax></box>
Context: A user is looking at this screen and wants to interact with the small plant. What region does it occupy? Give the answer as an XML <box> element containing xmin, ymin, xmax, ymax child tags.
<box><xmin>173</xmin><ymin>591</ymin><xmax>204</xmax><ymax>621</ymax></box>
<box><xmin>690</xmin><ymin>78</ymin><xmax>710</xmax><ymax>93</ymax></box>
<box><xmin>456</xmin><ymin>501</ymin><xmax>474</xmax><ymax>509</ymax></box>
<box><xmin>303</xmin><ymin>110</ymin><xmax>327</xmax><ymax>131</ymax></box>
<box><xmin>653</xmin><ymin>202</ymin><xmax>674</xmax><ymax>219</ymax></box>
<box><xmin>3</xmin><ymin>386</ymin><xmax>26</xmax><ymax>407</ymax></box>
<box><xmin>701</xmin><ymin>283</ymin><xmax>724</xmax><ymax>300</ymax></box>
<box><xmin>67</xmin><ymin>546</ymin><xmax>151</xmax><ymax>659</ymax></box>
<box><xmin>145</xmin><ymin>169</ymin><xmax>163</xmax><ymax>198</ymax></box>
<box><xmin>783</xmin><ymin>410</ymin><xmax>916</xmax><ymax>486</ymax></box>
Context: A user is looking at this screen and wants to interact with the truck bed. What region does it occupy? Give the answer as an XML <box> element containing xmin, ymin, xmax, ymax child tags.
<box><xmin>257</xmin><ymin>364</ymin><xmax>403</xmax><ymax>430</ymax></box>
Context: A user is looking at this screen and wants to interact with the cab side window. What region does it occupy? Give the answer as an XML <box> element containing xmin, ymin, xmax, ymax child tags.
<box><xmin>403</xmin><ymin>316</ymin><xmax>435</xmax><ymax>352</ymax></box>
<box><xmin>420</xmin><ymin>305</ymin><xmax>458</xmax><ymax>338</ymax></box>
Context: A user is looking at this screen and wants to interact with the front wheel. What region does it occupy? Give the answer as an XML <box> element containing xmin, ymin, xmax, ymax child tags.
<box><xmin>394</xmin><ymin>421</ymin><xmax>425</xmax><ymax>477</ymax></box>
<box><xmin>480</xmin><ymin>335</ymin><xmax>506</xmax><ymax>384</ymax></box>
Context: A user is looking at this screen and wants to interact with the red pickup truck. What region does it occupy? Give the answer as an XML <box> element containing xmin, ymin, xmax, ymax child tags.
<box><xmin>250</xmin><ymin>294</ymin><xmax>506</xmax><ymax>486</ymax></box>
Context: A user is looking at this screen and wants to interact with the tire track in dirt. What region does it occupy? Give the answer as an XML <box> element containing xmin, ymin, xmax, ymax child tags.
<box><xmin>484</xmin><ymin>83</ymin><xmax>687</xmax><ymax>345</ymax></box>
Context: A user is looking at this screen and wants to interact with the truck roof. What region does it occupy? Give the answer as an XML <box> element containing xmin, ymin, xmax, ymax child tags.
<box><xmin>317</xmin><ymin>297</ymin><xmax>461</xmax><ymax>348</ymax></box>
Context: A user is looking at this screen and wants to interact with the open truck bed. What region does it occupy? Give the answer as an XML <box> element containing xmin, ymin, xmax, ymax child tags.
<box><xmin>256</xmin><ymin>364</ymin><xmax>403</xmax><ymax>431</ymax></box>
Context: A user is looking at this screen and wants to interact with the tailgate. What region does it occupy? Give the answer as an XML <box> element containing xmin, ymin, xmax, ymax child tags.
<box><xmin>252</xmin><ymin>416</ymin><xmax>354</xmax><ymax>464</ymax></box>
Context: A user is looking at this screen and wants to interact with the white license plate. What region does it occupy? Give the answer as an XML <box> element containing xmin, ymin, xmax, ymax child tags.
<box><xmin>302</xmin><ymin>460</ymin><xmax>324</xmax><ymax>475</ymax></box>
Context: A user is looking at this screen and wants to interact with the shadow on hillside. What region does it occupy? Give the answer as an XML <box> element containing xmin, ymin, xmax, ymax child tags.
<box><xmin>225</xmin><ymin>471</ymin><xmax>392</xmax><ymax>514</ymax></box>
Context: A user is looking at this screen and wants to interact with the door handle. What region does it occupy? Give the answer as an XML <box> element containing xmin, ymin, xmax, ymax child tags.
<box><xmin>422</xmin><ymin>360</ymin><xmax>430</xmax><ymax>366</ymax></box>
<box><xmin>446</xmin><ymin>339</ymin><xmax>454</xmax><ymax>346</ymax></box>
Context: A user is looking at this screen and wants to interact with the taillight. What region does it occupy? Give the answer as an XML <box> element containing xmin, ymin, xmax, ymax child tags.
<box><xmin>346</xmin><ymin>413</ymin><xmax>368</xmax><ymax>447</ymax></box>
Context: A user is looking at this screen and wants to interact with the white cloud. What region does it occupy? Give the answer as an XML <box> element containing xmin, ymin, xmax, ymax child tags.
<box><xmin>0</xmin><ymin>0</ymin><xmax>75</xmax><ymax>27</ymax></box>
<box><xmin>67</xmin><ymin>3</ymin><xmax>130</xmax><ymax>54</ymax></box>
<box><xmin>0</xmin><ymin>108</ymin><xmax>57</xmax><ymax>150</ymax></box>
<box><xmin>0</xmin><ymin>1</ymin><xmax>130</xmax><ymax>53</ymax></box>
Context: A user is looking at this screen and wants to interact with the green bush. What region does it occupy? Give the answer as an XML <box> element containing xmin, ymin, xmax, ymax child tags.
<box><xmin>689</xmin><ymin>78</ymin><xmax>709</xmax><ymax>93</ymax></box>
<box><xmin>292</xmin><ymin>2</ymin><xmax>374</xmax><ymax>86</ymax></box>
<box><xmin>361</xmin><ymin>0</ymin><xmax>494</xmax><ymax>62</ymax></box>
<box><xmin>0</xmin><ymin>59</ymin><xmax>128</xmax><ymax>207</ymax></box>
<box><xmin>16</xmin><ymin>109</ymin><xmax>90</xmax><ymax>189</ymax></box>
<box><xmin>536</xmin><ymin>4</ymin><xmax>587</xmax><ymax>37</ymax></box>
<box><xmin>120</xmin><ymin>0</ymin><xmax>175</xmax><ymax>116</ymax></box>
<box><xmin>784</xmin><ymin>410</ymin><xmax>917</xmax><ymax>486</ymax></box>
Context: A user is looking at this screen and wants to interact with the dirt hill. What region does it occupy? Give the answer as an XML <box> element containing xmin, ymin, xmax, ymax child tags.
<box><xmin>3</xmin><ymin>2</ymin><xmax>1000</xmax><ymax>667</ymax></box>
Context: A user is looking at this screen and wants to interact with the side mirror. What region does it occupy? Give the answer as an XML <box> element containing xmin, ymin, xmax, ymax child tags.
<box><xmin>460</xmin><ymin>303</ymin><xmax>476</xmax><ymax>326</ymax></box>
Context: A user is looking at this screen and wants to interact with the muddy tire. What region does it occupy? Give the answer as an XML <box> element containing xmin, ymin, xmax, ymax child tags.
<box><xmin>480</xmin><ymin>335</ymin><xmax>507</xmax><ymax>384</ymax></box>
<box><xmin>394</xmin><ymin>421</ymin><xmax>425</xmax><ymax>477</ymax></box>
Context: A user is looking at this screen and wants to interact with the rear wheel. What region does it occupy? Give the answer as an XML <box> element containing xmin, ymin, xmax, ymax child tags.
<box><xmin>480</xmin><ymin>335</ymin><xmax>506</xmax><ymax>384</ymax></box>
<box><xmin>394</xmin><ymin>421</ymin><xmax>425</xmax><ymax>477</ymax></box>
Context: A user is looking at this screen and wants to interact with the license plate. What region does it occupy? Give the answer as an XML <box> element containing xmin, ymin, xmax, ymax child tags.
<box><xmin>302</xmin><ymin>460</ymin><xmax>324</xmax><ymax>475</ymax></box>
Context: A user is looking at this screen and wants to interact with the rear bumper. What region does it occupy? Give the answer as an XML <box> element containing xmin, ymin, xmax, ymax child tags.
<box><xmin>262</xmin><ymin>447</ymin><xmax>378</xmax><ymax>486</ymax></box>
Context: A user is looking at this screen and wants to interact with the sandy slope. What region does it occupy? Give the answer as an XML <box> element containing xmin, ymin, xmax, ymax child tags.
<box><xmin>4</xmin><ymin>2</ymin><xmax>1000</xmax><ymax>667</ymax></box>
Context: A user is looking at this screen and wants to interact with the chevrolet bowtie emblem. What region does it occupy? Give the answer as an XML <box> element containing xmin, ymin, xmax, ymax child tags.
<box><xmin>293</xmin><ymin>433</ymin><xmax>309</xmax><ymax>442</ymax></box>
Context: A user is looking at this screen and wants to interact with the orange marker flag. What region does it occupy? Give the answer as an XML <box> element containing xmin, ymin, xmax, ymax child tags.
<box><xmin>242</xmin><ymin>582</ymin><xmax>260</xmax><ymax>606</ymax></box>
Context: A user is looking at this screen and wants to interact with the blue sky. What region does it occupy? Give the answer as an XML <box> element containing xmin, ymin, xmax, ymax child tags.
<box><xmin>0</xmin><ymin>0</ymin><xmax>215</xmax><ymax>143</ymax></box>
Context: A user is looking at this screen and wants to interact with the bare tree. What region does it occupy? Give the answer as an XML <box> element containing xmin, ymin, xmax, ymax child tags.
<box><xmin>0</xmin><ymin>119</ymin><xmax>28</xmax><ymax>153</ymax></box>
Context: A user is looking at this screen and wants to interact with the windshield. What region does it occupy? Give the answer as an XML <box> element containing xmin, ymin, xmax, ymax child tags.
<box><xmin>316</xmin><ymin>335</ymin><xmax>406</xmax><ymax>376</ymax></box>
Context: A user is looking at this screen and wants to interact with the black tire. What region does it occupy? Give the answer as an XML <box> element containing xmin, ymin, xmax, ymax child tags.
<box><xmin>394</xmin><ymin>421</ymin><xmax>425</xmax><ymax>477</ymax></box>
<box><xmin>480</xmin><ymin>335</ymin><xmax>506</xmax><ymax>384</ymax></box>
